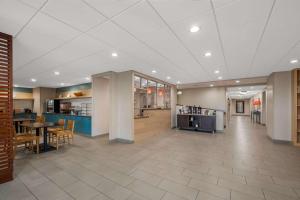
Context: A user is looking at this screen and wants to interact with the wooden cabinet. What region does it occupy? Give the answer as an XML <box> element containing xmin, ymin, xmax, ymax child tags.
<box><xmin>292</xmin><ymin>69</ymin><xmax>300</xmax><ymax>146</ymax></box>
<box><xmin>177</xmin><ymin>114</ymin><xmax>216</xmax><ymax>133</ymax></box>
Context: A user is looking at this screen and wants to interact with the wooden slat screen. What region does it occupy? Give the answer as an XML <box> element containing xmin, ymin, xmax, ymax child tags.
<box><xmin>0</xmin><ymin>32</ymin><xmax>13</xmax><ymax>184</ymax></box>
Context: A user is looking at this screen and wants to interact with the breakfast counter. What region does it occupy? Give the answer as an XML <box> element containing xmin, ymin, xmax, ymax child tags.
<box><xmin>43</xmin><ymin>113</ymin><xmax>91</xmax><ymax>136</ymax></box>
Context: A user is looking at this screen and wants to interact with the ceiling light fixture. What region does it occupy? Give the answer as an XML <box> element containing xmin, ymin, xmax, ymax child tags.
<box><xmin>54</xmin><ymin>71</ymin><xmax>60</xmax><ymax>75</ymax></box>
<box><xmin>31</xmin><ymin>78</ymin><xmax>36</xmax><ymax>82</ymax></box>
<box><xmin>177</xmin><ymin>81</ymin><xmax>181</xmax><ymax>84</ymax></box>
<box><xmin>290</xmin><ymin>59</ymin><xmax>298</xmax><ymax>64</ymax></box>
<box><xmin>60</xmin><ymin>83</ymin><xmax>65</xmax><ymax>86</ymax></box>
<box><xmin>85</xmin><ymin>77</ymin><xmax>91</xmax><ymax>81</ymax></box>
<box><xmin>152</xmin><ymin>70</ymin><xmax>157</xmax><ymax>74</ymax></box>
<box><xmin>235</xmin><ymin>80</ymin><xmax>240</xmax><ymax>83</ymax></box>
<box><xmin>177</xmin><ymin>91</ymin><xmax>183</xmax><ymax>95</ymax></box>
<box><xmin>166</xmin><ymin>76</ymin><xmax>171</xmax><ymax>80</ymax></box>
<box><xmin>190</xmin><ymin>26</ymin><xmax>200</xmax><ymax>33</ymax></box>
<box><xmin>217</xmin><ymin>76</ymin><xmax>222</xmax><ymax>80</ymax></box>
<box><xmin>204</xmin><ymin>52</ymin><xmax>212</xmax><ymax>57</ymax></box>
<box><xmin>214</xmin><ymin>70</ymin><xmax>220</xmax><ymax>74</ymax></box>
<box><xmin>14</xmin><ymin>84</ymin><xmax>18</xmax><ymax>87</ymax></box>
<box><xmin>112</xmin><ymin>52</ymin><xmax>118</xmax><ymax>57</ymax></box>
<box><xmin>210</xmin><ymin>84</ymin><xmax>214</xmax><ymax>87</ymax></box>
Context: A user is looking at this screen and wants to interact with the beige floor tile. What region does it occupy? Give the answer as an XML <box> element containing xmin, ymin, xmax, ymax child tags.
<box><xmin>162</xmin><ymin>192</ymin><xmax>188</xmax><ymax>200</ymax></box>
<box><xmin>130</xmin><ymin>169</ymin><xmax>162</xmax><ymax>186</ymax></box>
<box><xmin>30</xmin><ymin>180</ymin><xmax>72</xmax><ymax>200</ymax></box>
<box><xmin>102</xmin><ymin>170</ymin><xmax>135</xmax><ymax>187</ymax></box>
<box><xmin>64</xmin><ymin>181</ymin><xmax>100</xmax><ymax>200</ymax></box>
<box><xmin>196</xmin><ymin>191</ymin><xmax>225</xmax><ymax>200</ymax></box>
<box><xmin>218</xmin><ymin>179</ymin><xmax>264</xmax><ymax>199</ymax></box>
<box><xmin>183</xmin><ymin>169</ymin><xmax>218</xmax><ymax>185</ymax></box>
<box><xmin>159</xmin><ymin>179</ymin><xmax>198</xmax><ymax>200</ymax></box>
<box><xmin>263</xmin><ymin>190</ymin><xmax>299</xmax><ymax>200</ymax></box>
<box><xmin>127</xmin><ymin>180</ymin><xmax>166</xmax><ymax>200</ymax></box>
<box><xmin>189</xmin><ymin>179</ymin><xmax>230</xmax><ymax>200</ymax></box>
<box><xmin>231</xmin><ymin>191</ymin><xmax>264</xmax><ymax>200</ymax></box>
<box><xmin>96</xmin><ymin>178</ymin><xmax>132</xmax><ymax>200</ymax></box>
<box><xmin>46</xmin><ymin>171</ymin><xmax>78</xmax><ymax>187</ymax></box>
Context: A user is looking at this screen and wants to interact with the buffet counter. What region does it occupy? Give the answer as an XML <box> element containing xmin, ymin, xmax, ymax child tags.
<box><xmin>134</xmin><ymin>109</ymin><xmax>171</xmax><ymax>134</ymax></box>
<box><xmin>43</xmin><ymin>113</ymin><xmax>91</xmax><ymax>136</ymax></box>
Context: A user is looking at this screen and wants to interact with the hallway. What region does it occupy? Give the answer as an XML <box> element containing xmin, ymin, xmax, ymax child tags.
<box><xmin>1</xmin><ymin>116</ymin><xmax>300</xmax><ymax>200</ymax></box>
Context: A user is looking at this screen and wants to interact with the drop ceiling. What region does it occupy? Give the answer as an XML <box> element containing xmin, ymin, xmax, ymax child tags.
<box><xmin>227</xmin><ymin>85</ymin><xmax>266</xmax><ymax>99</ymax></box>
<box><xmin>0</xmin><ymin>0</ymin><xmax>299</xmax><ymax>88</ymax></box>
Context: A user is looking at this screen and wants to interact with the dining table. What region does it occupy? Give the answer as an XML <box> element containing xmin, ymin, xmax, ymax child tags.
<box><xmin>20</xmin><ymin>122</ymin><xmax>60</xmax><ymax>153</ymax></box>
<box><xmin>13</xmin><ymin>118</ymin><xmax>35</xmax><ymax>133</ymax></box>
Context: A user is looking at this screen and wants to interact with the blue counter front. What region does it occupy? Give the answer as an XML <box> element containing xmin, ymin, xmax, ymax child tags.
<box><xmin>43</xmin><ymin>113</ymin><xmax>91</xmax><ymax>136</ymax></box>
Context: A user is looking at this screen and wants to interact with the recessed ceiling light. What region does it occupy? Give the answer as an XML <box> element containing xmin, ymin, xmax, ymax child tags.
<box><xmin>204</xmin><ymin>52</ymin><xmax>212</xmax><ymax>57</ymax></box>
<box><xmin>190</xmin><ymin>25</ymin><xmax>200</xmax><ymax>33</ymax></box>
<box><xmin>85</xmin><ymin>77</ymin><xmax>91</xmax><ymax>81</ymax></box>
<box><xmin>60</xmin><ymin>83</ymin><xmax>65</xmax><ymax>86</ymax></box>
<box><xmin>217</xmin><ymin>76</ymin><xmax>223</xmax><ymax>80</ymax></box>
<box><xmin>111</xmin><ymin>52</ymin><xmax>118</xmax><ymax>57</ymax></box>
<box><xmin>152</xmin><ymin>70</ymin><xmax>157</xmax><ymax>74</ymax></box>
<box><xmin>166</xmin><ymin>76</ymin><xmax>171</xmax><ymax>80</ymax></box>
<box><xmin>31</xmin><ymin>78</ymin><xmax>36</xmax><ymax>82</ymax></box>
<box><xmin>214</xmin><ymin>70</ymin><xmax>220</xmax><ymax>74</ymax></box>
<box><xmin>177</xmin><ymin>91</ymin><xmax>183</xmax><ymax>95</ymax></box>
<box><xmin>210</xmin><ymin>84</ymin><xmax>214</xmax><ymax>87</ymax></box>
<box><xmin>235</xmin><ymin>80</ymin><xmax>240</xmax><ymax>83</ymax></box>
<box><xmin>290</xmin><ymin>59</ymin><xmax>298</xmax><ymax>64</ymax></box>
<box><xmin>14</xmin><ymin>84</ymin><xmax>18</xmax><ymax>87</ymax></box>
<box><xmin>177</xmin><ymin>81</ymin><xmax>181</xmax><ymax>84</ymax></box>
<box><xmin>54</xmin><ymin>71</ymin><xmax>60</xmax><ymax>75</ymax></box>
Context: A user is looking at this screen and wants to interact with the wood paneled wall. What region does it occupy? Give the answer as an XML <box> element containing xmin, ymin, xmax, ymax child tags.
<box><xmin>0</xmin><ymin>32</ymin><xmax>13</xmax><ymax>184</ymax></box>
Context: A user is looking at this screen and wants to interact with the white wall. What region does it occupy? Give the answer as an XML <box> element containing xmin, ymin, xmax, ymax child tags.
<box><xmin>230</xmin><ymin>99</ymin><xmax>250</xmax><ymax>116</ymax></box>
<box><xmin>92</xmin><ymin>77</ymin><xmax>110</xmax><ymax>137</ymax></box>
<box><xmin>170</xmin><ymin>86</ymin><xmax>177</xmax><ymax>128</ymax></box>
<box><xmin>266</xmin><ymin>71</ymin><xmax>292</xmax><ymax>141</ymax></box>
<box><xmin>178</xmin><ymin>87</ymin><xmax>226</xmax><ymax>111</ymax></box>
<box><xmin>110</xmin><ymin>71</ymin><xmax>134</xmax><ymax>142</ymax></box>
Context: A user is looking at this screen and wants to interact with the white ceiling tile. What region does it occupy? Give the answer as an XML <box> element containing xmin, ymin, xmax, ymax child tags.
<box><xmin>15</xmin><ymin>34</ymin><xmax>109</xmax><ymax>78</ymax></box>
<box><xmin>42</xmin><ymin>0</ymin><xmax>106</xmax><ymax>31</ymax></box>
<box><xmin>0</xmin><ymin>0</ymin><xmax>37</xmax><ymax>36</ymax></box>
<box><xmin>250</xmin><ymin>0</ymin><xmax>300</xmax><ymax>76</ymax></box>
<box><xmin>113</xmin><ymin>1</ymin><xmax>209</xmax><ymax>81</ymax></box>
<box><xmin>18</xmin><ymin>0</ymin><xmax>47</xmax><ymax>9</ymax></box>
<box><xmin>84</xmin><ymin>0</ymin><xmax>141</xmax><ymax>18</ymax></box>
<box><xmin>149</xmin><ymin>0</ymin><xmax>211</xmax><ymax>23</ymax></box>
<box><xmin>214</xmin><ymin>0</ymin><xmax>274</xmax><ymax>79</ymax></box>
<box><xmin>13</xmin><ymin>13</ymin><xmax>80</xmax><ymax>69</ymax></box>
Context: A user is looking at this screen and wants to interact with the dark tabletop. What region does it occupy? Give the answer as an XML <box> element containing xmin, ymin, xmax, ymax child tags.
<box><xmin>13</xmin><ymin>118</ymin><xmax>35</xmax><ymax>122</ymax></box>
<box><xmin>19</xmin><ymin>122</ymin><xmax>58</xmax><ymax>128</ymax></box>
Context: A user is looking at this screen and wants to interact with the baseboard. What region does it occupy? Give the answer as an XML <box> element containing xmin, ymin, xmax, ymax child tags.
<box><xmin>109</xmin><ymin>138</ymin><xmax>134</xmax><ymax>144</ymax></box>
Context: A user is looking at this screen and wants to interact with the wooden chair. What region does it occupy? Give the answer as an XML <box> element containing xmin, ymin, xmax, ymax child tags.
<box><xmin>48</xmin><ymin>119</ymin><xmax>65</xmax><ymax>142</ymax></box>
<box><xmin>36</xmin><ymin>115</ymin><xmax>45</xmax><ymax>123</ymax></box>
<box><xmin>51</xmin><ymin>120</ymin><xmax>75</xmax><ymax>150</ymax></box>
<box><xmin>13</xmin><ymin>128</ymin><xmax>40</xmax><ymax>156</ymax></box>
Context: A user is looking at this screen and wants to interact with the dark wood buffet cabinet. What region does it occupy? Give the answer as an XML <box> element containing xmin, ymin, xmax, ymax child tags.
<box><xmin>177</xmin><ymin>114</ymin><xmax>216</xmax><ymax>133</ymax></box>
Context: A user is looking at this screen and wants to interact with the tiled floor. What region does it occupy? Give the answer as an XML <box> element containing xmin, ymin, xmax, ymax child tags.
<box><xmin>2</xmin><ymin>116</ymin><xmax>300</xmax><ymax>200</ymax></box>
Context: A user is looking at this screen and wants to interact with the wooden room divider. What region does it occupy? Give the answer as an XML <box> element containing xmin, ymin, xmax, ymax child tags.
<box><xmin>0</xmin><ymin>32</ymin><xmax>13</xmax><ymax>184</ymax></box>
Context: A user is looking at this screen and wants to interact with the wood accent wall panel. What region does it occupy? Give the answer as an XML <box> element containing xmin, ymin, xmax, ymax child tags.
<box><xmin>0</xmin><ymin>32</ymin><xmax>13</xmax><ymax>184</ymax></box>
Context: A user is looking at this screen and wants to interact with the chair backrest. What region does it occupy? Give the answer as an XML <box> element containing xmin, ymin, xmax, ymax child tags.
<box><xmin>57</xmin><ymin>119</ymin><xmax>65</xmax><ymax>129</ymax></box>
<box><xmin>36</xmin><ymin>115</ymin><xmax>45</xmax><ymax>123</ymax></box>
<box><xmin>66</xmin><ymin>120</ymin><xmax>75</xmax><ymax>133</ymax></box>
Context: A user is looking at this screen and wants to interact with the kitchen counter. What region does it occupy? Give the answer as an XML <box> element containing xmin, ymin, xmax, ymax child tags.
<box><xmin>43</xmin><ymin>113</ymin><xmax>91</xmax><ymax>136</ymax></box>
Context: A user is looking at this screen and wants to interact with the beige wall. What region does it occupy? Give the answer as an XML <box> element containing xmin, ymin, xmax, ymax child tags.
<box><xmin>177</xmin><ymin>87</ymin><xmax>226</xmax><ymax>111</ymax></box>
<box><xmin>266</xmin><ymin>71</ymin><xmax>292</xmax><ymax>141</ymax></box>
<box><xmin>92</xmin><ymin>77</ymin><xmax>110</xmax><ymax>136</ymax></box>
<box><xmin>230</xmin><ymin>99</ymin><xmax>250</xmax><ymax>116</ymax></box>
<box><xmin>110</xmin><ymin>71</ymin><xmax>134</xmax><ymax>142</ymax></box>
<box><xmin>33</xmin><ymin>87</ymin><xmax>56</xmax><ymax>116</ymax></box>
